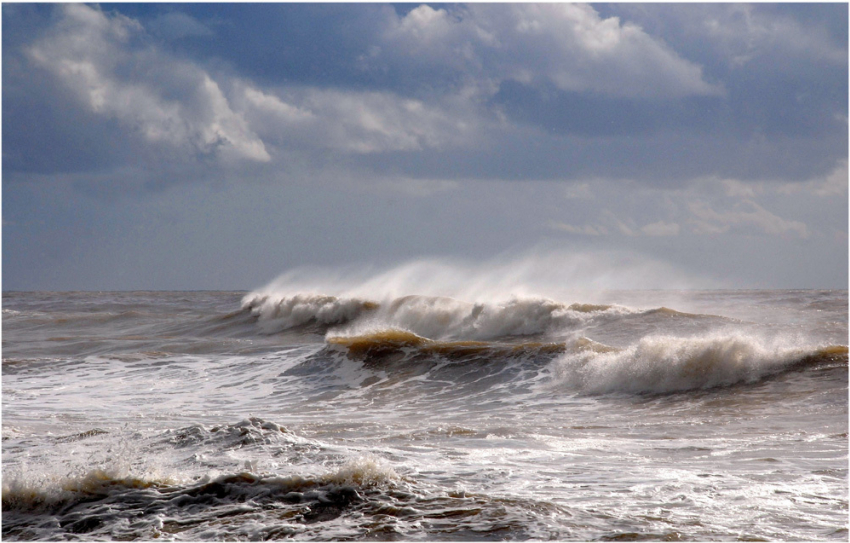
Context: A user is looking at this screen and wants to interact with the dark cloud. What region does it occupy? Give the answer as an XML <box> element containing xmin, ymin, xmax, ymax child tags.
<box><xmin>492</xmin><ymin>81</ymin><xmax>726</xmax><ymax>137</ymax></box>
<box><xmin>146</xmin><ymin>11</ymin><xmax>213</xmax><ymax>41</ymax></box>
<box><xmin>6</xmin><ymin>3</ymin><xmax>844</xmax><ymax>187</ymax></box>
<box><xmin>117</xmin><ymin>3</ymin><xmax>394</xmax><ymax>88</ymax></box>
<box><xmin>2</xmin><ymin>65</ymin><xmax>135</xmax><ymax>175</ymax></box>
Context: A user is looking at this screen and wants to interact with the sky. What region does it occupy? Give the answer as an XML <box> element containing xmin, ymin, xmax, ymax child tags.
<box><xmin>2</xmin><ymin>3</ymin><xmax>848</xmax><ymax>291</ymax></box>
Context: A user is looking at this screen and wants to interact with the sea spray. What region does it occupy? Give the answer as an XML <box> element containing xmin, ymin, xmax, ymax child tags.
<box><xmin>245</xmin><ymin>249</ymin><xmax>714</xmax><ymax>308</ymax></box>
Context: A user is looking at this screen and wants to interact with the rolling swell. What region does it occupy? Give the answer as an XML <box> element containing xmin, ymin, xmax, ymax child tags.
<box><xmin>327</xmin><ymin>329</ymin><xmax>568</xmax><ymax>361</ymax></box>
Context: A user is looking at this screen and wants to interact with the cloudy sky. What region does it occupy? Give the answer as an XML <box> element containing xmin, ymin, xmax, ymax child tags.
<box><xmin>3</xmin><ymin>3</ymin><xmax>847</xmax><ymax>291</ymax></box>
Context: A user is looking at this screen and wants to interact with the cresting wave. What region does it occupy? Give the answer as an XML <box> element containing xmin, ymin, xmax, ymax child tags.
<box><xmin>241</xmin><ymin>286</ymin><xmax>847</xmax><ymax>395</ymax></box>
<box><xmin>241</xmin><ymin>291</ymin><xmax>640</xmax><ymax>339</ymax></box>
<box><xmin>322</xmin><ymin>328</ymin><xmax>847</xmax><ymax>394</ymax></box>
<box><xmin>554</xmin><ymin>335</ymin><xmax>847</xmax><ymax>394</ymax></box>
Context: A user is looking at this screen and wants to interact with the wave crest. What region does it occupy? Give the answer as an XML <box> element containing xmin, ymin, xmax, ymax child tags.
<box><xmin>242</xmin><ymin>293</ymin><xmax>377</xmax><ymax>333</ymax></box>
<box><xmin>554</xmin><ymin>334</ymin><xmax>847</xmax><ymax>394</ymax></box>
<box><xmin>243</xmin><ymin>291</ymin><xmax>634</xmax><ymax>340</ymax></box>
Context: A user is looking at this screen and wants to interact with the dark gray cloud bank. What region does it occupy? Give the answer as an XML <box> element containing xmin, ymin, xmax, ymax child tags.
<box><xmin>3</xmin><ymin>3</ymin><xmax>847</xmax><ymax>291</ymax></box>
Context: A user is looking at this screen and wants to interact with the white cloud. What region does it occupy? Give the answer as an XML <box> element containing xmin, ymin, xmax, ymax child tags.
<box><xmin>546</xmin><ymin>170</ymin><xmax>834</xmax><ymax>242</ymax></box>
<box><xmin>550</xmin><ymin>213</ymin><xmax>679</xmax><ymax>238</ymax></box>
<box><xmin>778</xmin><ymin>160</ymin><xmax>848</xmax><ymax>197</ymax></box>
<box><xmin>718</xmin><ymin>178</ymin><xmax>758</xmax><ymax>198</ymax></box>
<box><xmin>241</xmin><ymin>87</ymin><xmax>314</xmax><ymax>124</ymax></box>
<box><xmin>701</xmin><ymin>4</ymin><xmax>846</xmax><ymax>67</ymax></box>
<box><xmin>549</xmin><ymin>221</ymin><xmax>607</xmax><ymax>236</ymax></box>
<box><xmin>299</xmin><ymin>88</ymin><xmax>475</xmax><ymax>153</ymax></box>
<box><xmin>598</xmin><ymin>210</ymin><xmax>639</xmax><ymax>237</ymax></box>
<box><xmin>378</xmin><ymin>4</ymin><xmax>722</xmax><ymax>99</ymax></box>
<box><xmin>687</xmin><ymin>200</ymin><xmax>809</xmax><ymax>238</ymax></box>
<box><xmin>29</xmin><ymin>4</ymin><xmax>270</xmax><ymax>163</ymax></box>
<box><xmin>563</xmin><ymin>183</ymin><xmax>595</xmax><ymax>200</ymax></box>
<box><xmin>28</xmin><ymin>4</ymin><xmax>485</xmax><ymax>165</ymax></box>
<box><xmin>692</xmin><ymin>160</ymin><xmax>848</xmax><ymax>200</ymax></box>
<box><xmin>238</xmin><ymin>84</ymin><xmax>478</xmax><ymax>154</ymax></box>
<box><xmin>641</xmin><ymin>221</ymin><xmax>680</xmax><ymax>236</ymax></box>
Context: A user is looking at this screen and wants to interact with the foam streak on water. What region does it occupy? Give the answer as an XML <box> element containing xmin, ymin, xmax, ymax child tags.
<box><xmin>2</xmin><ymin>288</ymin><xmax>847</xmax><ymax>541</ymax></box>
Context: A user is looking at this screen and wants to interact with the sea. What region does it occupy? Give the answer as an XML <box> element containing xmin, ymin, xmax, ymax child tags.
<box><xmin>2</xmin><ymin>272</ymin><xmax>847</xmax><ymax>540</ymax></box>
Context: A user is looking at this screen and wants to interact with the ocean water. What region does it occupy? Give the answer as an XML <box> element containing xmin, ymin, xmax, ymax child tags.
<box><xmin>2</xmin><ymin>282</ymin><xmax>847</xmax><ymax>540</ymax></box>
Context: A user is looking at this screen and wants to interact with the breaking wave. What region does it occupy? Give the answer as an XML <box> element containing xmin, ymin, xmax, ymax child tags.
<box><xmin>291</xmin><ymin>327</ymin><xmax>849</xmax><ymax>397</ymax></box>
<box><xmin>305</xmin><ymin>326</ymin><xmax>847</xmax><ymax>395</ymax></box>
<box><xmin>241</xmin><ymin>291</ymin><xmax>651</xmax><ymax>340</ymax></box>
<box><xmin>238</xmin><ymin>284</ymin><xmax>848</xmax><ymax>397</ymax></box>
<box><xmin>241</xmin><ymin>293</ymin><xmax>379</xmax><ymax>334</ymax></box>
<box><xmin>552</xmin><ymin>334</ymin><xmax>847</xmax><ymax>395</ymax></box>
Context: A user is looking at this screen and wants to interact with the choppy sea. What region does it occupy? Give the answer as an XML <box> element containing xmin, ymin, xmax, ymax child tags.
<box><xmin>2</xmin><ymin>278</ymin><xmax>847</xmax><ymax>540</ymax></box>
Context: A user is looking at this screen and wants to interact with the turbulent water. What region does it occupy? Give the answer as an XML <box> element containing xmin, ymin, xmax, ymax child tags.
<box><xmin>2</xmin><ymin>283</ymin><xmax>847</xmax><ymax>540</ymax></box>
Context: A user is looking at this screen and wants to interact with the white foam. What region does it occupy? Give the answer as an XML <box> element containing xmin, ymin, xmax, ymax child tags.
<box><xmin>321</xmin><ymin>455</ymin><xmax>400</xmax><ymax>486</ymax></box>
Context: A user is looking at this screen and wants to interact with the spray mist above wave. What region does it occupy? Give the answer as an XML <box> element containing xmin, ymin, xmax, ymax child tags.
<box><xmin>245</xmin><ymin>249</ymin><xmax>712</xmax><ymax>305</ymax></box>
<box><xmin>241</xmin><ymin>250</ymin><xmax>712</xmax><ymax>340</ymax></box>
